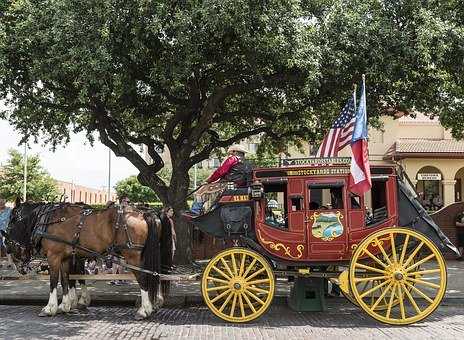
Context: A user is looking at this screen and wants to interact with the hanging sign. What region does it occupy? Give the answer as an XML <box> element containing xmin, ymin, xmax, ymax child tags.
<box><xmin>417</xmin><ymin>173</ymin><xmax>442</xmax><ymax>181</ymax></box>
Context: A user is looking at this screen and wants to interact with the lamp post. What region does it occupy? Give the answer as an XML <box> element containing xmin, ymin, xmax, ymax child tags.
<box><xmin>107</xmin><ymin>148</ymin><xmax>111</xmax><ymax>201</ymax></box>
<box><xmin>23</xmin><ymin>143</ymin><xmax>27</xmax><ymax>201</ymax></box>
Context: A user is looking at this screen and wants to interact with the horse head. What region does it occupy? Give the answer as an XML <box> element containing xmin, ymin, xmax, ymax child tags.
<box><xmin>3</xmin><ymin>199</ymin><xmax>42</xmax><ymax>274</ymax></box>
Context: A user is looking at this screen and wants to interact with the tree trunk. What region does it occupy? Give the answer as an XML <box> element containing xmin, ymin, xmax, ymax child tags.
<box><xmin>167</xmin><ymin>164</ymin><xmax>192</xmax><ymax>265</ymax></box>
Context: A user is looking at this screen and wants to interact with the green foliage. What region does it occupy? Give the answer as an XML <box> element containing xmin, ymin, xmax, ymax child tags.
<box><xmin>2</xmin><ymin>0</ymin><xmax>464</xmax><ymax>261</ymax></box>
<box><xmin>157</xmin><ymin>165</ymin><xmax>212</xmax><ymax>190</ymax></box>
<box><xmin>114</xmin><ymin>175</ymin><xmax>157</xmax><ymax>203</ymax></box>
<box><xmin>0</xmin><ymin>149</ymin><xmax>59</xmax><ymax>201</ymax></box>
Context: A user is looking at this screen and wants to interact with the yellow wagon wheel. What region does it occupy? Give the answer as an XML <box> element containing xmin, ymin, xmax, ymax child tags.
<box><xmin>342</xmin><ymin>259</ymin><xmax>418</xmax><ymax>311</ymax></box>
<box><xmin>201</xmin><ymin>247</ymin><xmax>275</xmax><ymax>323</ymax></box>
<box><xmin>349</xmin><ymin>228</ymin><xmax>447</xmax><ymax>325</ymax></box>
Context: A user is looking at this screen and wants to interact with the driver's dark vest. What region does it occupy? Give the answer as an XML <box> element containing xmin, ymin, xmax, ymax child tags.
<box><xmin>224</xmin><ymin>160</ymin><xmax>253</xmax><ymax>186</ymax></box>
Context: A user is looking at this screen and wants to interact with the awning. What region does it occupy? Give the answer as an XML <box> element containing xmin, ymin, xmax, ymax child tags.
<box><xmin>384</xmin><ymin>139</ymin><xmax>464</xmax><ymax>160</ymax></box>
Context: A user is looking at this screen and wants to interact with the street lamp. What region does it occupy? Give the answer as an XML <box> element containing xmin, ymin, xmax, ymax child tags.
<box><xmin>107</xmin><ymin>148</ymin><xmax>111</xmax><ymax>201</ymax></box>
<box><xmin>23</xmin><ymin>143</ymin><xmax>27</xmax><ymax>201</ymax></box>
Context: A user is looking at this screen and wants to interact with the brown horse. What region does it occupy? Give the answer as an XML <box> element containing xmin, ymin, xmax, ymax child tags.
<box><xmin>2</xmin><ymin>199</ymin><xmax>170</xmax><ymax>320</ymax></box>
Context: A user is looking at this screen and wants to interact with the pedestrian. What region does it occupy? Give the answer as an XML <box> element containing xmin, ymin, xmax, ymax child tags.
<box><xmin>455</xmin><ymin>210</ymin><xmax>464</xmax><ymax>261</ymax></box>
<box><xmin>0</xmin><ymin>197</ymin><xmax>14</xmax><ymax>269</ymax></box>
<box><xmin>162</xmin><ymin>206</ymin><xmax>177</xmax><ymax>261</ymax></box>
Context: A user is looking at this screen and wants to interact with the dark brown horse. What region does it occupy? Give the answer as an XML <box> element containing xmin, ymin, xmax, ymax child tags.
<box><xmin>2</xmin><ymin>199</ymin><xmax>170</xmax><ymax>320</ymax></box>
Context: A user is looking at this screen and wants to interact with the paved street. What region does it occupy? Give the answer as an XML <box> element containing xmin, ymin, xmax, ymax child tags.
<box><xmin>0</xmin><ymin>300</ymin><xmax>463</xmax><ymax>340</ymax></box>
<box><xmin>1</xmin><ymin>260</ymin><xmax>464</xmax><ymax>339</ymax></box>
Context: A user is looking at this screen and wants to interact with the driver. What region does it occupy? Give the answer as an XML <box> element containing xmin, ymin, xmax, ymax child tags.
<box><xmin>192</xmin><ymin>145</ymin><xmax>249</xmax><ymax>213</ymax></box>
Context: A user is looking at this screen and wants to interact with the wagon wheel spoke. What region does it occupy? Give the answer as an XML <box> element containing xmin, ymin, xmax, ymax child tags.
<box><xmin>220</xmin><ymin>258</ymin><xmax>234</xmax><ymax>278</ymax></box>
<box><xmin>405</xmin><ymin>253</ymin><xmax>435</xmax><ymax>272</ymax></box>
<box><xmin>242</xmin><ymin>292</ymin><xmax>257</xmax><ymax>313</ymax></box>
<box><xmin>239</xmin><ymin>253</ymin><xmax>246</xmax><ymax>276</ymax></box>
<box><xmin>245</xmin><ymin>290</ymin><xmax>265</xmax><ymax>305</ymax></box>
<box><xmin>399</xmin><ymin>234</ymin><xmax>410</xmax><ymax>264</ymax></box>
<box><xmin>370</xmin><ymin>282</ymin><xmax>393</xmax><ymax>311</ymax></box>
<box><xmin>354</xmin><ymin>275</ymin><xmax>389</xmax><ymax>283</ymax></box>
<box><xmin>247</xmin><ymin>279</ymin><xmax>270</xmax><ymax>285</ymax></box>
<box><xmin>211</xmin><ymin>265</ymin><xmax>231</xmax><ymax>281</ymax></box>
<box><xmin>207</xmin><ymin>277</ymin><xmax>229</xmax><ymax>285</ymax></box>
<box><xmin>390</xmin><ymin>232</ymin><xmax>398</xmax><ymax>263</ymax></box>
<box><xmin>247</xmin><ymin>286</ymin><xmax>270</xmax><ymax>295</ymax></box>
<box><xmin>206</xmin><ymin>285</ymin><xmax>229</xmax><ymax>292</ymax></box>
<box><xmin>210</xmin><ymin>289</ymin><xmax>232</xmax><ymax>304</ymax></box>
<box><xmin>406</xmin><ymin>277</ymin><xmax>440</xmax><ymax>289</ymax></box>
<box><xmin>243</xmin><ymin>259</ymin><xmax>257</xmax><ymax>278</ymax></box>
<box><xmin>359</xmin><ymin>280</ymin><xmax>390</xmax><ymax>299</ymax></box>
<box><xmin>230</xmin><ymin>254</ymin><xmax>238</xmax><ymax>276</ymax></box>
<box><xmin>245</xmin><ymin>267</ymin><xmax>266</xmax><ymax>282</ymax></box>
<box><xmin>375</xmin><ymin>238</ymin><xmax>392</xmax><ymax>265</ymax></box>
<box><xmin>403</xmin><ymin>241</ymin><xmax>424</xmax><ymax>268</ymax></box>
<box><xmin>362</xmin><ymin>249</ymin><xmax>388</xmax><ymax>268</ymax></box>
<box><xmin>408</xmin><ymin>269</ymin><xmax>440</xmax><ymax>276</ymax></box>
<box><xmin>218</xmin><ymin>291</ymin><xmax>235</xmax><ymax>313</ymax></box>
<box><xmin>385</xmin><ymin>283</ymin><xmax>397</xmax><ymax>319</ymax></box>
<box><xmin>403</xmin><ymin>280</ymin><xmax>434</xmax><ymax>304</ymax></box>
<box><xmin>355</xmin><ymin>263</ymin><xmax>387</xmax><ymax>275</ymax></box>
<box><xmin>397</xmin><ymin>282</ymin><xmax>406</xmax><ymax>320</ymax></box>
<box><xmin>229</xmin><ymin>293</ymin><xmax>237</xmax><ymax>318</ymax></box>
<box><xmin>238</xmin><ymin>293</ymin><xmax>245</xmax><ymax>318</ymax></box>
<box><xmin>401</xmin><ymin>282</ymin><xmax>421</xmax><ymax>314</ymax></box>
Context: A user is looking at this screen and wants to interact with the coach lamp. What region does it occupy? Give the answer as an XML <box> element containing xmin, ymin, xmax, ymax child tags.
<box><xmin>251</xmin><ymin>181</ymin><xmax>264</xmax><ymax>200</ymax></box>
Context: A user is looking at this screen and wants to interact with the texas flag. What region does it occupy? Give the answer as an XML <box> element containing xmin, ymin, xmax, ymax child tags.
<box><xmin>349</xmin><ymin>77</ymin><xmax>372</xmax><ymax>195</ymax></box>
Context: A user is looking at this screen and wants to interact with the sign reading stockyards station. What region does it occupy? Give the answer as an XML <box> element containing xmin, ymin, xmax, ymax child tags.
<box><xmin>281</xmin><ymin>157</ymin><xmax>351</xmax><ymax>167</ymax></box>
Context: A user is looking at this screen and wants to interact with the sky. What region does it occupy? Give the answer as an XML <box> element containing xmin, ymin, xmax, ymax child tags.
<box><xmin>0</xmin><ymin>119</ymin><xmax>138</xmax><ymax>190</ymax></box>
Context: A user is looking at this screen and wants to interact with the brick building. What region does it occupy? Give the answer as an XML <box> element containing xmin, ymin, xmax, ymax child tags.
<box><xmin>55</xmin><ymin>180</ymin><xmax>117</xmax><ymax>205</ymax></box>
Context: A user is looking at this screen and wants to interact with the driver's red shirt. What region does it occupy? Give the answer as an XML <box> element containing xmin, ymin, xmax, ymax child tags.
<box><xmin>207</xmin><ymin>155</ymin><xmax>240</xmax><ymax>183</ymax></box>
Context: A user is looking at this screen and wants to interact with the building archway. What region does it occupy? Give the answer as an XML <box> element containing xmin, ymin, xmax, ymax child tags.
<box><xmin>455</xmin><ymin>167</ymin><xmax>464</xmax><ymax>202</ymax></box>
<box><xmin>416</xmin><ymin>166</ymin><xmax>444</xmax><ymax>211</ymax></box>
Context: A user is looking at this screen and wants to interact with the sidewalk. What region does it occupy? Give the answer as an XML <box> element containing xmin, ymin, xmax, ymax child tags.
<box><xmin>1</xmin><ymin>259</ymin><xmax>463</xmax><ymax>306</ymax></box>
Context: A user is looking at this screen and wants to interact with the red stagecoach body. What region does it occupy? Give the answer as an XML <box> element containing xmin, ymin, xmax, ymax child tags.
<box><xmin>185</xmin><ymin>158</ymin><xmax>459</xmax><ymax>325</ymax></box>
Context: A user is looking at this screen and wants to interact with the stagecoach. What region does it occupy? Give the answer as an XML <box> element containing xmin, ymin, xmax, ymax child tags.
<box><xmin>184</xmin><ymin>157</ymin><xmax>459</xmax><ymax>325</ymax></box>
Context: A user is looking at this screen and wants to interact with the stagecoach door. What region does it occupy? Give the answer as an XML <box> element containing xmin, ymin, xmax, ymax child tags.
<box><xmin>305</xmin><ymin>180</ymin><xmax>348</xmax><ymax>260</ymax></box>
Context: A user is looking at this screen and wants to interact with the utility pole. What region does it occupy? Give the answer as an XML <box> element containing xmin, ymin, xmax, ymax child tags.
<box><xmin>23</xmin><ymin>143</ymin><xmax>27</xmax><ymax>201</ymax></box>
<box><xmin>107</xmin><ymin>148</ymin><xmax>111</xmax><ymax>201</ymax></box>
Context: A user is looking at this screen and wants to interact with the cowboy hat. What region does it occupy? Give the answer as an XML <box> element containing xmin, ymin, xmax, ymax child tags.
<box><xmin>227</xmin><ymin>144</ymin><xmax>249</xmax><ymax>154</ymax></box>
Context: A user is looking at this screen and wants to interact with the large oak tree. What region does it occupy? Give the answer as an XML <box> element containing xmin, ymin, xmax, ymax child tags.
<box><xmin>1</xmin><ymin>0</ymin><xmax>463</xmax><ymax>262</ymax></box>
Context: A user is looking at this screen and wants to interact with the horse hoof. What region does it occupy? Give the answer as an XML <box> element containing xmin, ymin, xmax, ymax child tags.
<box><xmin>77</xmin><ymin>303</ymin><xmax>88</xmax><ymax>310</ymax></box>
<box><xmin>39</xmin><ymin>309</ymin><xmax>56</xmax><ymax>317</ymax></box>
<box><xmin>134</xmin><ymin>313</ymin><xmax>146</xmax><ymax>321</ymax></box>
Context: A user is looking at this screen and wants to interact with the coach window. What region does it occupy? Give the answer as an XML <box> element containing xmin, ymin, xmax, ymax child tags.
<box><xmin>364</xmin><ymin>177</ymin><xmax>388</xmax><ymax>225</ymax></box>
<box><xmin>308</xmin><ymin>183</ymin><xmax>344</xmax><ymax>210</ymax></box>
<box><xmin>350</xmin><ymin>194</ymin><xmax>362</xmax><ymax>209</ymax></box>
<box><xmin>263</xmin><ymin>182</ymin><xmax>288</xmax><ymax>228</ymax></box>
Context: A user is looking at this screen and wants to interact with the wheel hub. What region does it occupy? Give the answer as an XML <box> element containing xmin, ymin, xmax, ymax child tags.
<box><xmin>233</xmin><ymin>282</ymin><xmax>242</xmax><ymax>290</ymax></box>
<box><xmin>393</xmin><ymin>271</ymin><xmax>404</xmax><ymax>281</ymax></box>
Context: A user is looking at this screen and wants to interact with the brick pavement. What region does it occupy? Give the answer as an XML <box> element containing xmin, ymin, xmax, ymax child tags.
<box><xmin>0</xmin><ymin>301</ymin><xmax>463</xmax><ymax>340</ymax></box>
<box><xmin>2</xmin><ymin>260</ymin><xmax>464</xmax><ymax>305</ymax></box>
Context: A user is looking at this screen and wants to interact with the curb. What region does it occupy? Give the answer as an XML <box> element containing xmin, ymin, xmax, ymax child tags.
<box><xmin>1</xmin><ymin>296</ymin><xmax>463</xmax><ymax>307</ymax></box>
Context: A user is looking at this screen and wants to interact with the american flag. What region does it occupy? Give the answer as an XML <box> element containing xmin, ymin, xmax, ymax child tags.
<box><xmin>316</xmin><ymin>96</ymin><xmax>356</xmax><ymax>157</ymax></box>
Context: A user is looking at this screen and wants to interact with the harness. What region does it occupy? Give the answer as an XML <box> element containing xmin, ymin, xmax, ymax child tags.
<box><xmin>10</xmin><ymin>203</ymin><xmax>160</xmax><ymax>277</ymax></box>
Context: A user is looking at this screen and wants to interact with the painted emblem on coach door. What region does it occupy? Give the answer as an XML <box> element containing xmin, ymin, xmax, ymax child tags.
<box><xmin>310</xmin><ymin>212</ymin><xmax>344</xmax><ymax>241</ymax></box>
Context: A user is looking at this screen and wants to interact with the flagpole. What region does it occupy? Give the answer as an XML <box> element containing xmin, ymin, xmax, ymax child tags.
<box><xmin>353</xmin><ymin>83</ymin><xmax>357</xmax><ymax>113</ymax></box>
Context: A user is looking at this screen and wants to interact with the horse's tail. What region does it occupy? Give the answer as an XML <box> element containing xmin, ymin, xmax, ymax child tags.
<box><xmin>160</xmin><ymin>213</ymin><xmax>173</xmax><ymax>295</ymax></box>
<box><xmin>141</xmin><ymin>212</ymin><xmax>161</xmax><ymax>302</ymax></box>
